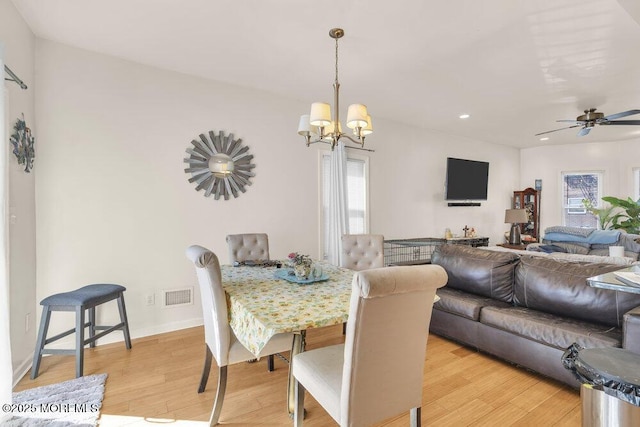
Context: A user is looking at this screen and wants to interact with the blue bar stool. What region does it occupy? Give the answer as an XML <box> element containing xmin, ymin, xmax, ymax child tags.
<box><xmin>31</xmin><ymin>283</ymin><xmax>132</xmax><ymax>379</ymax></box>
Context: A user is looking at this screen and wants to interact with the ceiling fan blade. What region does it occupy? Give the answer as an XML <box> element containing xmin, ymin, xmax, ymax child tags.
<box><xmin>601</xmin><ymin>120</ymin><xmax>640</xmax><ymax>125</ymax></box>
<box><xmin>534</xmin><ymin>124</ymin><xmax>581</xmax><ymax>136</ymax></box>
<box><xmin>603</xmin><ymin>109</ymin><xmax>640</xmax><ymax>121</ymax></box>
<box><xmin>577</xmin><ymin>127</ymin><xmax>592</xmax><ymax>136</ymax></box>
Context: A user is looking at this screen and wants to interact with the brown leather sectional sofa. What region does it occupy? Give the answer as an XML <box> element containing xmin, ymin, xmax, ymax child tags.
<box><xmin>429</xmin><ymin>244</ymin><xmax>640</xmax><ymax>388</ymax></box>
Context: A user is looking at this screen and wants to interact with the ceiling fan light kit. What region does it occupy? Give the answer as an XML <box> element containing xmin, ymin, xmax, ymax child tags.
<box><xmin>535</xmin><ymin>108</ymin><xmax>640</xmax><ymax>137</ymax></box>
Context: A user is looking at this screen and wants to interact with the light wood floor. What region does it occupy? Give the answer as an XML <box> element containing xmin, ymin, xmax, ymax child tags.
<box><xmin>15</xmin><ymin>325</ymin><xmax>581</xmax><ymax>426</ymax></box>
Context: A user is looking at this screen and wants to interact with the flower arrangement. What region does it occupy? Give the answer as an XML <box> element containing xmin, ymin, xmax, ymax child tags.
<box><xmin>288</xmin><ymin>252</ymin><xmax>312</xmax><ymax>268</ymax></box>
<box><xmin>288</xmin><ymin>252</ymin><xmax>313</xmax><ymax>279</ymax></box>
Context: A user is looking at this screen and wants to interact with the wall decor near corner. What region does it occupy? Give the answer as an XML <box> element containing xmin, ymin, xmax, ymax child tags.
<box><xmin>183</xmin><ymin>130</ymin><xmax>255</xmax><ymax>200</ymax></box>
<box><xmin>9</xmin><ymin>114</ymin><xmax>35</xmax><ymax>173</ymax></box>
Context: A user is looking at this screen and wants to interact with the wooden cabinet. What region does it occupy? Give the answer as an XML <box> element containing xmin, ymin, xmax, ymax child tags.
<box><xmin>513</xmin><ymin>188</ymin><xmax>540</xmax><ymax>242</ymax></box>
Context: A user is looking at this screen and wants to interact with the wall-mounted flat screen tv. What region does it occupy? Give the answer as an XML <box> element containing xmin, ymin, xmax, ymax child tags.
<box><xmin>445</xmin><ymin>157</ymin><xmax>489</xmax><ymax>200</ymax></box>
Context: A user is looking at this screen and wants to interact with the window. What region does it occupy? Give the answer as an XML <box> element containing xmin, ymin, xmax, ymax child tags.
<box><xmin>567</xmin><ymin>197</ymin><xmax>586</xmax><ymax>214</ymax></box>
<box><xmin>320</xmin><ymin>152</ymin><xmax>369</xmax><ymax>259</ymax></box>
<box><xmin>561</xmin><ymin>172</ymin><xmax>602</xmax><ymax>228</ymax></box>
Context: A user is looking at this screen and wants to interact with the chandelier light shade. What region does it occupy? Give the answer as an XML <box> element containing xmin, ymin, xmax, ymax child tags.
<box><xmin>346</xmin><ymin>104</ymin><xmax>368</xmax><ymax>129</ymax></box>
<box><xmin>298</xmin><ymin>28</ymin><xmax>373</xmax><ymax>150</ymax></box>
<box><xmin>361</xmin><ymin>115</ymin><xmax>373</xmax><ymax>135</ymax></box>
<box><xmin>310</xmin><ymin>102</ymin><xmax>332</xmax><ymax>127</ymax></box>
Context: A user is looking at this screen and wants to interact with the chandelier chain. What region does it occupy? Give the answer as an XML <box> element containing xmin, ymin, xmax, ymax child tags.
<box><xmin>335</xmin><ymin>37</ymin><xmax>339</xmax><ymax>86</ymax></box>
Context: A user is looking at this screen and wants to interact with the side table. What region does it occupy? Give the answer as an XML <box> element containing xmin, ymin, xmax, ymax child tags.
<box><xmin>497</xmin><ymin>243</ymin><xmax>529</xmax><ymax>250</ymax></box>
<box><xmin>587</xmin><ymin>266</ymin><xmax>640</xmax><ymax>295</ymax></box>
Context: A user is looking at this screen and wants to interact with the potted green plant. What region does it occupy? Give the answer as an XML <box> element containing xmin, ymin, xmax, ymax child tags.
<box><xmin>582</xmin><ymin>199</ymin><xmax>617</xmax><ymax>230</ymax></box>
<box><xmin>601</xmin><ymin>196</ymin><xmax>640</xmax><ymax>234</ymax></box>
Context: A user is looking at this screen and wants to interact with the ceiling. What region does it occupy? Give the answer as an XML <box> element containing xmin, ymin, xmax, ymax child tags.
<box><xmin>11</xmin><ymin>0</ymin><xmax>640</xmax><ymax>148</ymax></box>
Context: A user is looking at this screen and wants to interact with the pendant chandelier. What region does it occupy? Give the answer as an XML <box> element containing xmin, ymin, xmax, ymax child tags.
<box><xmin>297</xmin><ymin>28</ymin><xmax>373</xmax><ymax>150</ymax></box>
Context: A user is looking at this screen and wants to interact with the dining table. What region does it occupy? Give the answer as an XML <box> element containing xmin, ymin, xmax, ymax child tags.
<box><xmin>220</xmin><ymin>259</ymin><xmax>355</xmax><ymax>415</ymax></box>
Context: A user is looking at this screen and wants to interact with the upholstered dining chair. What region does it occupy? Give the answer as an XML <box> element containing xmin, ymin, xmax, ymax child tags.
<box><xmin>340</xmin><ymin>234</ymin><xmax>385</xmax><ymax>271</ymax></box>
<box><xmin>225</xmin><ymin>233</ymin><xmax>279</xmax><ymax>370</ymax></box>
<box><xmin>186</xmin><ymin>245</ymin><xmax>293</xmax><ymax>425</ymax></box>
<box><xmin>292</xmin><ymin>264</ymin><xmax>448</xmax><ymax>427</ymax></box>
<box><xmin>226</xmin><ymin>233</ymin><xmax>270</xmax><ymax>263</ymax></box>
<box><xmin>339</xmin><ymin>234</ymin><xmax>385</xmax><ymax>334</ymax></box>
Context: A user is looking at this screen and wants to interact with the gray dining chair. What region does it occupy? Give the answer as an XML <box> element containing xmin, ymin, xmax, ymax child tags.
<box><xmin>226</xmin><ymin>233</ymin><xmax>270</xmax><ymax>263</ymax></box>
<box><xmin>340</xmin><ymin>234</ymin><xmax>385</xmax><ymax>271</ymax></box>
<box><xmin>186</xmin><ymin>245</ymin><xmax>293</xmax><ymax>425</ymax></box>
<box><xmin>292</xmin><ymin>264</ymin><xmax>448</xmax><ymax>427</ymax></box>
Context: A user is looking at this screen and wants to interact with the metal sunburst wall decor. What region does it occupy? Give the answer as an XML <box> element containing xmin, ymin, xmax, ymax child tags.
<box><xmin>9</xmin><ymin>114</ymin><xmax>35</xmax><ymax>173</ymax></box>
<box><xmin>183</xmin><ymin>130</ymin><xmax>255</xmax><ymax>200</ymax></box>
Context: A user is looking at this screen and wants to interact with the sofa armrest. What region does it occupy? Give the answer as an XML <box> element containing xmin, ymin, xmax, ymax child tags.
<box><xmin>623</xmin><ymin>306</ymin><xmax>640</xmax><ymax>354</ymax></box>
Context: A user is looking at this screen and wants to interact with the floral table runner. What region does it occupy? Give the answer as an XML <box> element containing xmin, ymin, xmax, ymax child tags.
<box><xmin>221</xmin><ymin>260</ymin><xmax>354</xmax><ymax>356</ymax></box>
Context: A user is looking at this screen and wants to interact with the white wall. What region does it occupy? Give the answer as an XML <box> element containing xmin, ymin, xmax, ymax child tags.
<box><xmin>35</xmin><ymin>39</ymin><xmax>324</xmax><ymax>341</ymax></box>
<box><xmin>520</xmin><ymin>138</ymin><xmax>640</xmax><ymax>231</ymax></box>
<box><xmin>34</xmin><ymin>39</ymin><xmax>521</xmax><ymax>349</ymax></box>
<box><xmin>371</xmin><ymin>123</ymin><xmax>519</xmax><ymax>240</ymax></box>
<box><xmin>0</xmin><ymin>0</ymin><xmax>37</xmax><ymax>384</ymax></box>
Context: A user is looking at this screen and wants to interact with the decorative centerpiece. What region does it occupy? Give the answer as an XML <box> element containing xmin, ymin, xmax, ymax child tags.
<box><xmin>288</xmin><ymin>252</ymin><xmax>313</xmax><ymax>280</ymax></box>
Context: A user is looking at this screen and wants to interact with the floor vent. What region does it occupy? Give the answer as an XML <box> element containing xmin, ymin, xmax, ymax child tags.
<box><xmin>161</xmin><ymin>287</ymin><xmax>193</xmax><ymax>308</ymax></box>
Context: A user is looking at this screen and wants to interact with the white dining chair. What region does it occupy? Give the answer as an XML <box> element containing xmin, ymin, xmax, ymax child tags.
<box><xmin>339</xmin><ymin>234</ymin><xmax>385</xmax><ymax>335</ymax></box>
<box><xmin>186</xmin><ymin>245</ymin><xmax>294</xmax><ymax>426</ymax></box>
<box><xmin>226</xmin><ymin>233</ymin><xmax>270</xmax><ymax>263</ymax></box>
<box><xmin>225</xmin><ymin>233</ymin><xmax>279</xmax><ymax>371</ymax></box>
<box><xmin>340</xmin><ymin>234</ymin><xmax>385</xmax><ymax>271</ymax></box>
<box><xmin>292</xmin><ymin>264</ymin><xmax>448</xmax><ymax>427</ymax></box>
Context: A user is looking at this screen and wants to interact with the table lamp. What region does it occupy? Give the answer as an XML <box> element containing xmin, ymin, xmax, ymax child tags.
<box><xmin>505</xmin><ymin>209</ymin><xmax>529</xmax><ymax>245</ymax></box>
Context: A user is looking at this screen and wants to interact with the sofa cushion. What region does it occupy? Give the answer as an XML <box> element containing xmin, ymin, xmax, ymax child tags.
<box><xmin>431</xmin><ymin>244</ymin><xmax>519</xmax><ymax>303</ymax></box>
<box><xmin>480</xmin><ymin>306</ymin><xmax>622</xmax><ymax>350</ymax></box>
<box><xmin>434</xmin><ymin>288</ymin><xmax>512</xmax><ymax>321</ymax></box>
<box><xmin>548</xmin><ymin>252</ymin><xmax>638</xmax><ymax>265</ymax></box>
<box><xmin>587</xmin><ymin>248</ymin><xmax>639</xmax><ymax>261</ymax></box>
<box><xmin>514</xmin><ymin>256</ymin><xmax>640</xmax><ymax>327</ymax></box>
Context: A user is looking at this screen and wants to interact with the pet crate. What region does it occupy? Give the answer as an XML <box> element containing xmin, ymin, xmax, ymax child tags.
<box><xmin>383</xmin><ymin>238</ymin><xmax>446</xmax><ymax>266</ymax></box>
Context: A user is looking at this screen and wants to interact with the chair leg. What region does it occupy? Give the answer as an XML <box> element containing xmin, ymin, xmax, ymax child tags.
<box><xmin>117</xmin><ymin>293</ymin><xmax>132</xmax><ymax>349</ymax></box>
<box><xmin>31</xmin><ymin>306</ymin><xmax>52</xmax><ymax>379</ymax></box>
<box><xmin>75</xmin><ymin>306</ymin><xmax>85</xmax><ymax>378</ymax></box>
<box><xmin>267</xmin><ymin>354</ymin><xmax>274</xmax><ymax>371</ymax></box>
<box><xmin>294</xmin><ymin>380</ymin><xmax>305</xmax><ymax>427</ymax></box>
<box><xmin>209</xmin><ymin>366</ymin><xmax>228</xmax><ymax>426</ymax></box>
<box><xmin>198</xmin><ymin>345</ymin><xmax>213</xmax><ymax>393</ymax></box>
<box><xmin>88</xmin><ymin>307</ymin><xmax>96</xmax><ymax>348</ymax></box>
<box><xmin>410</xmin><ymin>407</ymin><xmax>421</xmax><ymax>427</ymax></box>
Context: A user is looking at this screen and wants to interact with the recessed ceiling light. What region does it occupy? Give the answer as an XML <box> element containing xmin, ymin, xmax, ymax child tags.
<box><xmin>459</xmin><ymin>114</ymin><xmax>470</xmax><ymax>119</ymax></box>
<box><xmin>539</xmin><ymin>137</ymin><xmax>549</xmax><ymax>141</ymax></box>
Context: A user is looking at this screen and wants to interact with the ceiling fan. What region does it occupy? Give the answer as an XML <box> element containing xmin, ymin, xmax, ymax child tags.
<box><xmin>535</xmin><ymin>108</ymin><xmax>640</xmax><ymax>137</ymax></box>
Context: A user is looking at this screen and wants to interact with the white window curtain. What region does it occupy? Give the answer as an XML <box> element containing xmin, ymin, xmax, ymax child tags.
<box><xmin>326</xmin><ymin>141</ymin><xmax>349</xmax><ymax>265</ymax></box>
<box><xmin>346</xmin><ymin>159</ymin><xmax>366</xmax><ymax>233</ymax></box>
<box><xmin>0</xmin><ymin>45</ymin><xmax>14</xmax><ymax>417</ymax></box>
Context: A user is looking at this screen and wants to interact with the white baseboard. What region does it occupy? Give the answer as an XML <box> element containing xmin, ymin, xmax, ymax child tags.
<box><xmin>12</xmin><ymin>317</ymin><xmax>204</xmax><ymax>386</ymax></box>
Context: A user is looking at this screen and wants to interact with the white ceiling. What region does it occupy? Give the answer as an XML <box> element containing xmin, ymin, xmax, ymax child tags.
<box><xmin>11</xmin><ymin>0</ymin><xmax>640</xmax><ymax>148</ymax></box>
